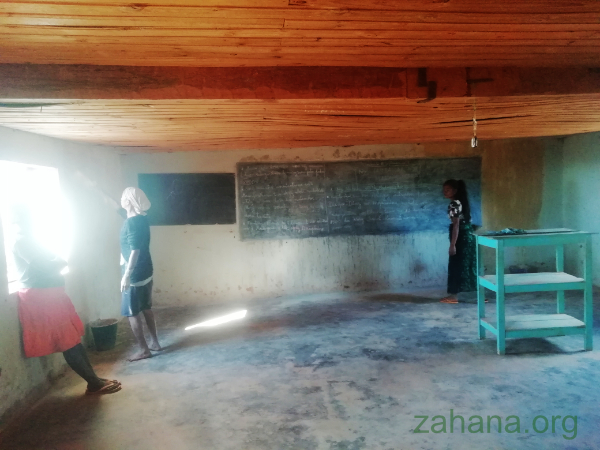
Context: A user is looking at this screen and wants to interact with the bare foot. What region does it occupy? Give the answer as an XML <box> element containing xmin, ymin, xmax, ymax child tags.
<box><xmin>148</xmin><ymin>342</ymin><xmax>163</xmax><ymax>351</ymax></box>
<box><xmin>127</xmin><ymin>350</ymin><xmax>152</xmax><ymax>362</ymax></box>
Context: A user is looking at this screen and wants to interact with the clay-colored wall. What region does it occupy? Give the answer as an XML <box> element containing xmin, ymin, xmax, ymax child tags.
<box><xmin>0</xmin><ymin>126</ymin><xmax>124</xmax><ymax>425</ymax></box>
<box><xmin>479</xmin><ymin>138</ymin><xmax>563</xmax><ymax>273</ymax></box>
<box><xmin>483</xmin><ymin>139</ymin><xmax>545</xmax><ymax>230</ymax></box>
<box><xmin>122</xmin><ymin>137</ymin><xmax>563</xmax><ymax>306</ymax></box>
<box><xmin>562</xmin><ymin>132</ymin><xmax>600</xmax><ymax>282</ymax></box>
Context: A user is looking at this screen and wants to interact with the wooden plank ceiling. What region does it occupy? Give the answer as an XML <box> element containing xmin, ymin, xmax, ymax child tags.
<box><xmin>2</xmin><ymin>0</ymin><xmax>600</xmax><ymax>67</ymax></box>
<box><xmin>1</xmin><ymin>95</ymin><xmax>600</xmax><ymax>151</ymax></box>
<box><xmin>1</xmin><ymin>1</ymin><xmax>600</xmax><ymax>151</ymax></box>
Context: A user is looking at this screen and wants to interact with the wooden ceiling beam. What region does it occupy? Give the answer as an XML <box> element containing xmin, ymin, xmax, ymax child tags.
<box><xmin>2</xmin><ymin>95</ymin><xmax>599</xmax><ymax>151</ymax></box>
<box><xmin>1</xmin><ymin>64</ymin><xmax>600</xmax><ymax>101</ymax></box>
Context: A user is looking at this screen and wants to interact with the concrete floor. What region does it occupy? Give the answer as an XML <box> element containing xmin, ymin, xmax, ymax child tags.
<box><xmin>2</xmin><ymin>289</ymin><xmax>600</xmax><ymax>450</ymax></box>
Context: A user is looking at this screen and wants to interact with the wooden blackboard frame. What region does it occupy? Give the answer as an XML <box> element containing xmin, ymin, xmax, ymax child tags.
<box><xmin>237</xmin><ymin>158</ymin><xmax>481</xmax><ymax>240</ymax></box>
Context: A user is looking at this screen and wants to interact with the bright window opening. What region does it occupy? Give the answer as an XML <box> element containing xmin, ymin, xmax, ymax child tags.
<box><xmin>0</xmin><ymin>161</ymin><xmax>72</xmax><ymax>293</ymax></box>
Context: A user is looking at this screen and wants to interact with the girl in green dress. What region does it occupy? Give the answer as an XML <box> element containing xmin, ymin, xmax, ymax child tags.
<box><xmin>440</xmin><ymin>179</ymin><xmax>478</xmax><ymax>303</ymax></box>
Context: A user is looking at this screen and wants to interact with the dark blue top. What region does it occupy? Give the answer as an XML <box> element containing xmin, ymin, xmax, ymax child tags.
<box><xmin>120</xmin><ymin>215</ymin><xmax>153</xmax><ymax>283</ymax></box>
<box><xmin>13</xmin><ymin>235</ymin><xmax>66</xmax><ymax>289</ymax></box>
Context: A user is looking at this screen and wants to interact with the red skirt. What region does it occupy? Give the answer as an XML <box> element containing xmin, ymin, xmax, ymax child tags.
<box><xmin>18</xmin><ymin>287</ymin><xmax>84</xmax><ymax>357</ymax></box>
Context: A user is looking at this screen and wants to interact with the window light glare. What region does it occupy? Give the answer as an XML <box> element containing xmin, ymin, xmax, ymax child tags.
<box><xmin>0</xmin><ymin>161</ymin><xmax>72</xmax><ymax>293</ymax></box>
<box><xmin>185</xmin><ymin>310</ymin><xmax>247</xmax><ymax>331</ymax></box>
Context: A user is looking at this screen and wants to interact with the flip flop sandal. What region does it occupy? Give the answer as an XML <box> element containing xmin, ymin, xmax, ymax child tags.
<box><xmin>85</xmin><ymin>380</ymin><xmax>122</xmax><ymax>395</ymax></box>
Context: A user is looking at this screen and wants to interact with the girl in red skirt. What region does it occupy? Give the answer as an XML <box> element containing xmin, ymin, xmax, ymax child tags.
<box><xmin>12</xmin><ymin>206</ymin><xmax>121</xmax><ymax>395</ymax></box>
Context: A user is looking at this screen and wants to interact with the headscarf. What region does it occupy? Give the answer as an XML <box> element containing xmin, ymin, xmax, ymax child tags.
<box><xmin>121</xmin><ymin>187</ymin><xmax>151</xmax><ymax>216</ymax></box>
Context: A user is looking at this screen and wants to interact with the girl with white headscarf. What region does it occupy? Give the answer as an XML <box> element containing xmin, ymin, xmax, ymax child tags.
<box><xmin>121</xmin><ymin>187</ymin><xmax>151</xmax><ymax>216</ymax></box>
<box><xmin>120</xmin><ymin>187</ymin><xmax>161</xmax><ymax>361</ymax></box>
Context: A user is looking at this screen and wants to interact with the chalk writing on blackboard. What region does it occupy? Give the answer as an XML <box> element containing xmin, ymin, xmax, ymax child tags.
<box><xmin>238</xmin><ymin>158</ymin><xmax>481</xmax><ymax>240</ymax></box>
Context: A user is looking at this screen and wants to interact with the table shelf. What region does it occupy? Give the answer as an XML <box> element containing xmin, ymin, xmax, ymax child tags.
<box><xmin>479</xmin><ymin>272</ymin><xmax>584</xmax><ymax>293</ymax></box>
<box><xmin>481</xmin><ymin>314</ymin><xmax>585</xmax><ymax>339</ymax></box>
<box><xmin>476</xmin><ymin>230</ymin><xmax>593</xmax><ymax>355</ymax></box>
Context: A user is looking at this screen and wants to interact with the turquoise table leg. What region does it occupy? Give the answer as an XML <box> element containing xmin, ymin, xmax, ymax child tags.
<box><xmin>584</xmin><ymin>235</ymin><xmax>593</xmax><ymax>351</ymax></box>
<box><xmin>496</xmin><ymin>241</ymin><xmax>506</xmax><ymax>355</ymax></box>
<box><xmin>477</xmin><ymin>237</ymin><xmax>486</xmax><ymax>339</ymax></box>
<box><xmin>556</xmin><ymin>244</ymin><xmax>565</xmax><ymax>313</ymax></box>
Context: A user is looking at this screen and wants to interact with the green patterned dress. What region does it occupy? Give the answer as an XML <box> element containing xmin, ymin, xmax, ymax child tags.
<box><xmin>447</xmin><ymin>200</ymin><xmax>477</xmax><ymax>295</ymax></box>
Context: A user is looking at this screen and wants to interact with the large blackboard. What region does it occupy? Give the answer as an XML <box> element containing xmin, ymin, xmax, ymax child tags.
<box><xmin>138</xmin><ymin>173</ymin><xmax>236</xmax><ymax>225</ymax></box>
<box><xmin>238</xmin><ymin>158</ymin><xmax>481</xmax><ymax>240</ymax></box>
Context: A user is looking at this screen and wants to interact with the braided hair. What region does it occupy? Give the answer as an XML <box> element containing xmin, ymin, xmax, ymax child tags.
<box><xmin>443</xmin><ymin>179</ymin><xmax>471</xmax><ymax>222</ymax></box>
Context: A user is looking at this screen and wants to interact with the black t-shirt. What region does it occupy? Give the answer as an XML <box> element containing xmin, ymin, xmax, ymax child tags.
<box><xmin>13</xmin><ymin>236</ymin><xmax>66</xmax><ymax>289</ymax></box>
<box><xmin>120</xmin><ymin>215</ymin><xmax>153</xmax><ymax>283</ymax></box>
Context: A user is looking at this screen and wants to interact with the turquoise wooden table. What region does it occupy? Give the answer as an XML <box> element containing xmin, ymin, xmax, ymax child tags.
<box><xmin>476</xmin><ymin>230</ymin><xmax>594</xmax><ymax>355</ymax></box>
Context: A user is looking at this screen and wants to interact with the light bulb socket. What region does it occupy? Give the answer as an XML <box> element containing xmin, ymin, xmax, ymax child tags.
<box><xmin>471</xmin><ymin>136</ymin><xmax>478</xmax><ymax>148</ymax></box>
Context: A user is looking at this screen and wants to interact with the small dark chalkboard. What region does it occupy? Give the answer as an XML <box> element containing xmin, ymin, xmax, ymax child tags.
<box><xmin>238</xmin><ymin>158</ymin><xmax>481</xmax><ymax>240</ymax></box>
<box><xmin>138</xmin><ymin>173</ymin><xmax>236</xmax><ymax>226</ymax></box>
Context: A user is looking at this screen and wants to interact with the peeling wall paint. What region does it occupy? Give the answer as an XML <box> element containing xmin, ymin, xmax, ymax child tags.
<box><xmin>122</xmin><ymin>138</ymin><xmax>564</xmax><ymax>306</ymax></box>
<box><xmin>149</xmin><ymin>227</ymin><xmax>448</xmax><ymax>306</ymax></box>
<box><xmin>0</xmin><ymin>126</ymin><xmax>125</xmax><ymax>424</ymax></box>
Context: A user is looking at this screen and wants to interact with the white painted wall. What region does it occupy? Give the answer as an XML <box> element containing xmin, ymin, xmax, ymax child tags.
<box><xmin>122</xmin><ymin>138</ymin><xmax>564</xmax><ymax>307</ymax></box>
<box><xmin>562</xmin><ymin>132</ymin><xmax>600</xmax><ymax>282</ymax></box>
<box><xmin>0</xmin><ymin>126</ymin><xmax>124</xmax><ymax>424</ymax></box>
